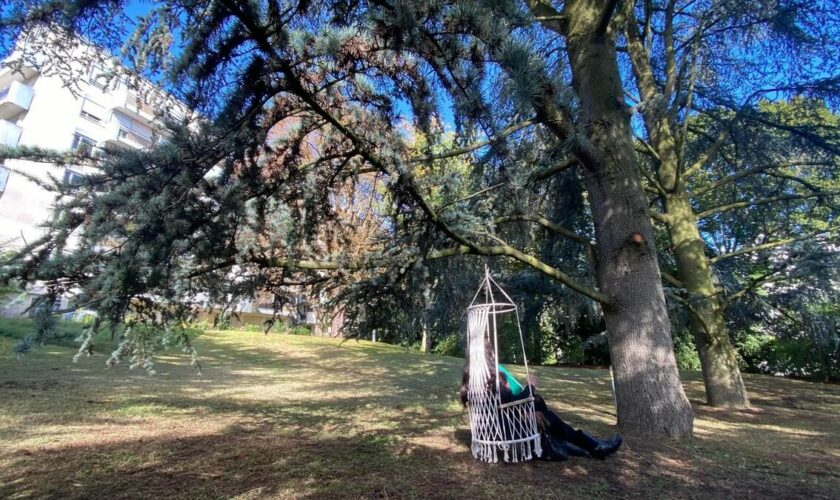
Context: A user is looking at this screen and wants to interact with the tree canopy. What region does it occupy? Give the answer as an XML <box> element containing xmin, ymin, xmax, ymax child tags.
<box><xmin>1</xmin><ymin>0</ymin><xmax>838</xmax><ymax>437</ymax></box>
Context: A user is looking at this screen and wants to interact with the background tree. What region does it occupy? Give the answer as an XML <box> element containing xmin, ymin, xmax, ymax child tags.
<box><xmin>614</xmin><ymin>0</ymin><xmax>840</xmax><ymax>407</ymax></box>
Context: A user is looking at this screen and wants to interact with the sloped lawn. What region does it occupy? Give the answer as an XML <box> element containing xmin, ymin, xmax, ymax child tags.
<box><xmin>0</xmin><ymin>326</ymin><xmax>837</xmax><ymax>499</ymax></box>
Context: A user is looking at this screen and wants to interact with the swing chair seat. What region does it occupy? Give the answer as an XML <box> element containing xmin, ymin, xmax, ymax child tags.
<box><xmin>466</xmin><ymin>271</ymin><xmax>542</xmax><ymax>463</ymax></box>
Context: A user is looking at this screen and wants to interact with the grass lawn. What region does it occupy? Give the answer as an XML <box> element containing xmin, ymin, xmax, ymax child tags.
<box><xmin>0</xmin><ymin>325</ymin><xmax>838</xmax><ymax>499</ymax></box>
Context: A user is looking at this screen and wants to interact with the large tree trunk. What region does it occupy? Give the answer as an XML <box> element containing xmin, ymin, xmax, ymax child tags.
<box><xmin>563</xmin><ymin>0</ymin><xmax>694</xmax><ymax>438</ymax></box>
<box><xmin>665</xmin><ymin>195</ymin><xmax>750</xmax><ymax>407</ymax></box>
<box><xmin>620</xmin><ymin>0</ymin><xmax>750</xmax><ymax>409</ymax></box>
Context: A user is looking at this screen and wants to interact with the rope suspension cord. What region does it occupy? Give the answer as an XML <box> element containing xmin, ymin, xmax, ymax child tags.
<box><xmin>466</xmin><ymin>267</ymin><xmax>542</xmax><ymax>463</ymax></box>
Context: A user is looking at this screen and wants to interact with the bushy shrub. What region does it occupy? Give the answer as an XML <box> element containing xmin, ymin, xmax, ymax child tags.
<box><xmin>672</xmin><ymin>329</ymin><xmax>701</xmax><ymax>371</ymax></box>
<box><xmin>734</xmin><ymin>331</ymin><xmax>775</xmax><ymax>370</ymax></box>
<box><xmin>215</xmin><ymin>313</ymin><xmax>231</xmax><ymax>331</ymax></box>
<box><xmin>555</xmin><ymin>337</ymin><xmax>584</xmax><ymax>365</ymax></box>
<box><xmin>432</xmin><ymin>333</ymin><xmax>463</xmax><ymax>357</ymax></box>
<box><xmin>289</xmin><ymin>325</ymin><xmax>312</xmax><ymax>336</ymax></box>
<box><xmin>750</xmin><ymin>337</ymin><xmax>839</xmax><ymax>382</ymax></box>
<box><xmin>190</xmin><ymin>320</ymin><xmax>211</xmax><ymax>331</ymax></box>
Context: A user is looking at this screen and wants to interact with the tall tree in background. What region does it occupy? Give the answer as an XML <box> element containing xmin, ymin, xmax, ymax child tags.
<box><xmin>617</xmin><ymin>1</ymin><xmax>839</xmax><ymax>407</ymax></box>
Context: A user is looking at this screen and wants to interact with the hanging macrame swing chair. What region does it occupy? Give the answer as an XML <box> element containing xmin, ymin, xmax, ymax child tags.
<box><xmin>466</xmin><ymin>269</ymin><xmax>542</xmax><ymax>463</ymax></box>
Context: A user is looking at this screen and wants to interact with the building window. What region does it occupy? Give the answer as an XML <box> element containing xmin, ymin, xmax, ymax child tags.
<box><xmin>88</xmin><ymin>65</ymin><xmax>113</xmax><ymax>90</ymax></box>
<box><xmin>71</xmin><ymin>132</ymin><xmax>96</xmax><ymax>156</ymax></box>
<box><xmin>80</xmin><ymin>98</ymin><xmax>106</xmax><ymax>124</ymax></box>
<box><xmin>63</xmin><ymin>169</ymin><xmax>84</xmax><ymax>188</ymax></box>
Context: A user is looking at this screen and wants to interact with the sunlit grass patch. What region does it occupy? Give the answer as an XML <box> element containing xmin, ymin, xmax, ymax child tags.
<box><xmin>0</xmin><ymin>322</ymin><xmax>838</xmax><ymax>499</ymax></box>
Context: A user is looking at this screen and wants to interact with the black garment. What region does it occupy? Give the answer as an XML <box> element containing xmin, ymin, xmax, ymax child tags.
<box><xmin>500</xmin><ymin>385</ymin><xmax>621</xmax><ymax>460</ymax></box>
<box><xmin>499</xmin><ymin>385</ymin><xmax>578</xmax><ymax>443</ymax></box>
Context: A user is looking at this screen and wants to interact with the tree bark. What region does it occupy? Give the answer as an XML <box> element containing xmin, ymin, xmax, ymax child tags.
<box><xmin>621</xmin><ymin>2</ymin><xmax>750</xmax><ymax>409</ymax></box>
<box><xmin>420</xmin><ymin>320</ymin><xmax>430</xmax><ymax>353</ymax></box>
<box><xmin>561</xmin><ymin>0</ymin><xmax>694</xmax><ymax>437</ymax></box>
<box><xmin>665</xmin><ymin>194</ymin><xmax>750</xmax><ymax>407</ymax></box>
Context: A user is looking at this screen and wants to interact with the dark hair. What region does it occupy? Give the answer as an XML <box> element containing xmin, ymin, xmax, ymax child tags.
<box><xmin>460</xmin><ymin>361</ymin><xmax>470</xmax><ymax>406</ymax></box>
<box><xmin>460</xmin><ymin>335</ymin><xmax>496</xmax><ymax>406</ymax></box>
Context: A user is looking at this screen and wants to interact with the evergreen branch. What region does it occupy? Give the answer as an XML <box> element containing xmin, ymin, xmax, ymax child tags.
<box><xmin>697</xmin><ymin>192</ymin><xmax>840</xmax><ymax>219</ymax></box>
<box><xmin>682</xmin><ymin>128</ymin><xmax>727</xmax><ymax>178</ymax></box>
<box><xmin>692</xmin><ymin>161</ymin><xmax>832</xmax><ymax>197</ymax></box>
<box><xmin>0</xmin><ymin>145</ymin><xmax>99</xmax><ymax>166</ymax></box>
<box><xmin>435</xmin><ymin>159</ymin><xmax>578</xmax><ymax>214</ymax></box>
<box><xmin>527</xmin><ymin>158</ymin><xmax>579</xmax><ymax>182</ymax></box>
<box><xmin>494</xmin><ymin>214</ymin><xmax>593</xmax><ymax>247</ymax></box>
<box><xmin>251</xmin><ymin>244</ymin><xmax>609</xmax><ymax>304</ymax></box>
<box><xmin>409</xmin><ymin>119</ymin><xmax>537</xmax><ymax>163</ymax></box>
<box><xmin>710</xmin><ymin>230</ymin><xmax>829</xmax><ymax>264</ymax></box>
<box><xmin>526</xmin><ymin>0</ymin><xmax>568</xmax><ymax>33</ymax></box>
<box><xmin>650</xmin><ymin>210</ymin><xmax>670</xmax><ymax>224</ymax></box>
<box><xmin>435</xmin><ymin>182</ymin><xmax>506</xmax><ymax>213</ymax></box>
<box><xmin>661</xmin><ymin>270</ymin><xmax>684</xmax><ymax>288</ymax></box>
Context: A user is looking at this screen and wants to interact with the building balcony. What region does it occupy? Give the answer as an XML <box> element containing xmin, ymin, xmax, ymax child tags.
<box><xmin>0</xmin><ymin>81</ymin><xmax>33</xmax><ymax>120</ymax></box>
<box><xmin>111</xmin><ymin>91</ymin><xmax>157</xmax><ymax>125</ymax></box>
<box><xmin>101</xmin><ymin>118</ymin><xmax>155</xmax><ymax>150</ymax></box>
<box><xmin>0</xmin><ymin>119</ymin><xmax>22</xmax><ymax>147</ymax></box>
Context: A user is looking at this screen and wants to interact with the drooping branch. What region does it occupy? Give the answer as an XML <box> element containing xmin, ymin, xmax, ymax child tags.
<box><xmin>698</xmin><ymin>192</ymin><xmax>840</xmax><ymax>219</ymax></box>
<box><xmin>725</xmin><ymin>266</ymin><xmax>789</xmax><ymax>304</ymax></box>
<box><xmin>409</xmin><ymin>119</ymin><xmax>537</xmax><ymax>163</ymax></box>
<box><xmin>248</xmin><ymin>243</ymin><xmax>609</xmax><ymax>304</ymax></box>
<box><xmin>494</xmin><ymin>214</ymin><xmax>593</xmax><ymax>247</ymax></box>
<box><xmin>692</xmin><ymin>161</ymin><xmax>832</xmax><ymax>197</ymax></box>
<box><xmin>710</xmin><ymin>230</ymin><xmax>830</xmax><ymax>264</ymax></box>
<box><xmin>198</xmin><ymin>3</ymin><xmax>612</xmax><ymax>307</ymax></box>
<box><xmin>435</xmin><ymin>158</ymin><xmax>579</xmax><ymax>214</ymax></box>
<box><xmin>682</xmin><ymin>128</ymin><xmax>727</xmax><ymax>178</ymax></box>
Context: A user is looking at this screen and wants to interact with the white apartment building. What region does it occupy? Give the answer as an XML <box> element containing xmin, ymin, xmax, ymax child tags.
<box><xmin>0</xmin><ymin>30</ymin><xmax>191</xmax><ymax>317</ymax></box>
<box><xmin>0</xmin><ymin>30</ymin><xmax>321</xmax><ymax>330</ymax></box>
<box><xmin>0</xmin><ymin>30</ymin><xmax>188</xmax><ymax>249</ymax></box>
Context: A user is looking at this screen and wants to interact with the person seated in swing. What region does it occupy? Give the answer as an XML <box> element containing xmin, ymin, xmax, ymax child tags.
<box><xmin>461</xmin><ymin>360</ymin><xmax>622</xmax><ymax>461</ymax></box>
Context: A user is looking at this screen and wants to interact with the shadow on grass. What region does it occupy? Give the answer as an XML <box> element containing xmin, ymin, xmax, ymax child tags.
<box><xmin>1</xmin><ymin>330</ymin><xmax>838</xmax><ymax>499</ymax></box>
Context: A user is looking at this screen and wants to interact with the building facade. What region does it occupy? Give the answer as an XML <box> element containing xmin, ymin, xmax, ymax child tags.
<box><xmin>0</xmin><ymin>33</ymin><xmax>182</xmax><ymax>249</ymax></box>
<box><xmin>0</xmin><ymin>31</ymin><xmax>320</xmax><ymax>330</ymax></box>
